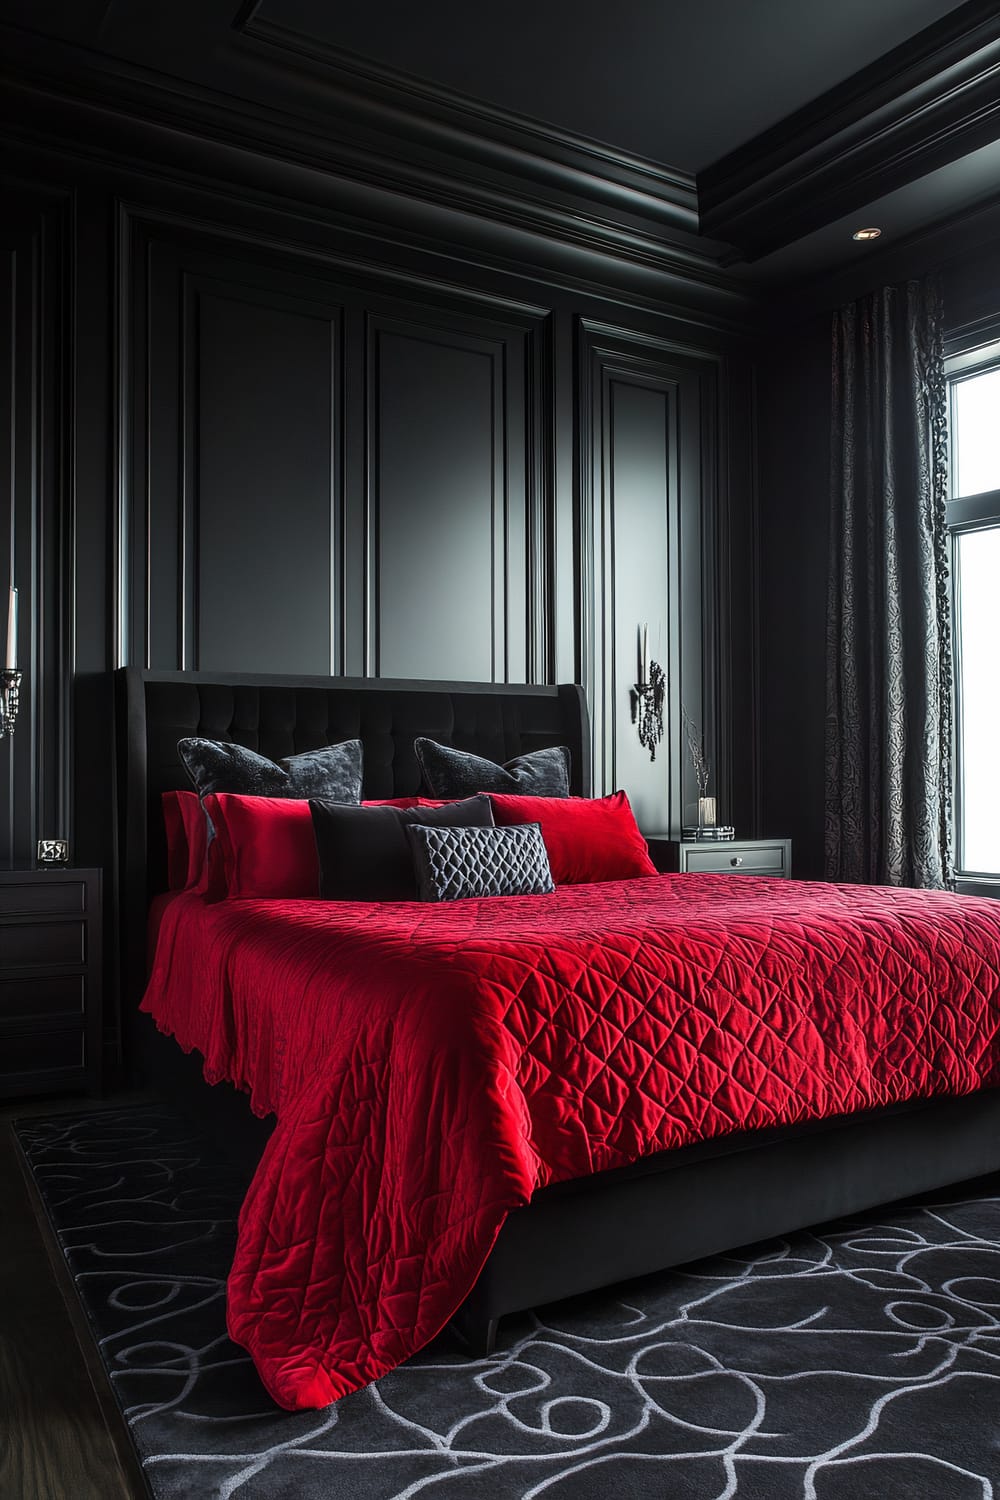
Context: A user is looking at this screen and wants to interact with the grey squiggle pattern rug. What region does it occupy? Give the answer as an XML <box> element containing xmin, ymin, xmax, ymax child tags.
<box><xmin>14</xmin><ymin>1106</ymin><xmax>1000</xmax><ymax>1499</ymax></box>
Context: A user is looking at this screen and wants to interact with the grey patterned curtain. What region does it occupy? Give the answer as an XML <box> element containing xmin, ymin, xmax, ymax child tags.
<box><xmin>825</xmin><ymin>277</ymin><xmax>953</xmax><ymax>888</ymax></box>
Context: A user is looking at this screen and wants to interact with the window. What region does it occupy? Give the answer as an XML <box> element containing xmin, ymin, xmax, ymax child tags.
<box><xmin>946</xmin><ymin>347</ymin><xmax>1000</xmax><ymax>887</ymax></box>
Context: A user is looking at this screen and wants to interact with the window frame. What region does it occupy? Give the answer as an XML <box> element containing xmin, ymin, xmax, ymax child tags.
<box><xmin>945</xmin><ymin>341</ymin><xmax>1000</xmax><ymax>896</ymax></box>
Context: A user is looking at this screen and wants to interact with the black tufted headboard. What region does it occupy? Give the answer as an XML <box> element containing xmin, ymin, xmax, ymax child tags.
<box><xmin>116</xmin><ymin>668</ymin><xmax>590</xmax><ymax>1006</ymax></box>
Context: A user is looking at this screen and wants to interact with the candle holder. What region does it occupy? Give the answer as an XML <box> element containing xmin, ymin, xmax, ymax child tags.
<box><xmin>0</xmin><ymin>669</ymin><xmax>21</xmax><ymax>738</ymax></box>
<box><xmin>630</xmin><ymin>660</ymin><xmax>665</xmax><ymax>761</ymax></box>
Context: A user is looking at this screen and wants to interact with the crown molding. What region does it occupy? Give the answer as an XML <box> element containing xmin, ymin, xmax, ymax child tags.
<box><xmin>233</xmin><ymin>6</ymin><xmax>699</xmax><ymax>237</ymax></box>
<box><xmin>699</xmin><ymin>0</ymin><xmax>1000</xmax><ymax>261</ymax></box>
<box><xmin>0</xmin><ymin>22</ymin><xmax>756</xmax><ymax>316</ymax></box>
<box><xmin>0</xmin><ymin>53</ymin><xmax>761</xmax><ymax>340</ymax></box>
<box><xmin>10</xmin><ymin>1</ymin><xmax>998</xmax><ymax>308</ymax></box>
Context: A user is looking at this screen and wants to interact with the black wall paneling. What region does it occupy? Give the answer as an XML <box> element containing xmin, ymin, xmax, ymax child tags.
<box><xmin>367</xmin><ymin>318</ymin><xmax>507</xmax><ymax>682</ymax></box>
<box><xmin>578</xmin><ymin>321</ymin><xmax>724</xmax><ymax>833</ymax></box>
<box><xmin>191</xmin><ymin>284</ymin><xmax>339</xmax><ymax>675</ymax></box>
<box><xmin>126</xmin><ymin>221</ymin><xmax>345</xmax><ymax>675</ymax></box>
<box><xmin>0</xmin><ymin>233</ymin><xmax>17</xmax><ymax>864</ymax></box>
<box><xmin>718</xmin><ymin>356</ymin><xmax>760</xmax><ymax>842</ymax></box>
<box><xmin>1</xmin><ymin>187</ymin><xmax>71</xmax><ymax>874</ymax></box>
<box><xmin>366</xmin><ymin>307</ymin><xmax>548</xmax><ymax>683</ymax></box>
<box><xmin>120</xmin><ymin>206</ymin><xmax>555</xmax><ymax>689</ymax></box>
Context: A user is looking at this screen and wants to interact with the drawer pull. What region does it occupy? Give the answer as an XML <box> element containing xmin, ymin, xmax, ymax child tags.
<box><xmin>730</xmin><ymin>856</ymin><xmax>743</xmax><ymax>867</ymax></box>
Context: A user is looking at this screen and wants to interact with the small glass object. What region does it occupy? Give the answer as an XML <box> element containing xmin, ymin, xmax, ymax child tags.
<box><xmin>37</xmin><ymin>839</ymin><xmax>70</xmax><ymax>865</ymax></box>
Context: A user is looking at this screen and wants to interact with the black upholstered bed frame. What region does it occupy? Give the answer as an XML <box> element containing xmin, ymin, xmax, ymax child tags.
<box><xmin>117</xmin><ymin>667</ymin><xmax>1000</xmax><ymax>1357</ymax></box>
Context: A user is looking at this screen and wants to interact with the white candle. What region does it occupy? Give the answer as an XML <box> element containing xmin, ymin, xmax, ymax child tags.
<box><xmin>4</xmin><ymin>587</ymin><xmax>15</xmax><ymax>671</ymax></box>
<box><xmin>641</xmin><ymin>623</ymin><xmax>648</xmax><ymax>685</ymax></box>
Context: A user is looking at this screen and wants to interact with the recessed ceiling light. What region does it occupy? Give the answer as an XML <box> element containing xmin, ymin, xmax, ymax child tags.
<box><xmin>852</xmin><ymin>227</ymin><xmax>882</xmax><ymax>242</ymax></box>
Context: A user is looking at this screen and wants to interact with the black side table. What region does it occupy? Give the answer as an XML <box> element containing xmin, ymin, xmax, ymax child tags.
<box><xmin>0</xmin><ymin>868</ymin><xmax>103</xmax><ymax>1099</ymax></box>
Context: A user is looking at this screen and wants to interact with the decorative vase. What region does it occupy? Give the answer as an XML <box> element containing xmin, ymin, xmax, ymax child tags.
<box><xmin>697</xmin><ymin>796</ymin><xmax>717</xmax><ymax>830</ymax></box>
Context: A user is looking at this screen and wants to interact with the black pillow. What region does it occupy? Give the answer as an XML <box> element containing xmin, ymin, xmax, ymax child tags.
<box><xmin>309</xmin><ymin>794</ymin><xmax>494</xmax><ymax>902</ymax></box>
<box><xmin>178</xmin><ymin>737</ymin><xmax>363</xmax><ymax>805</ymax></box>
<box><xmin>408</xmin><ymin>822</ymin><xmax>555</xmax><ymax>901</ymax></box>
<box><xmin>414</xmin><ymin>739</ymin><xmax>570</xmax><ymax>798</ymax></box>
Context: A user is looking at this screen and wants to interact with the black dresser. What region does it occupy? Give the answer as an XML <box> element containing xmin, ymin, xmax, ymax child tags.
<box><xmin>0</xmin><ymin>868</ymin><xmax>102</xmax><ymax>1099</ymax></box>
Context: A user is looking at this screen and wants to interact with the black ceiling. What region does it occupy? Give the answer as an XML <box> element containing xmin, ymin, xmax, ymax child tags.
<box><xmin>3</xmin><ymin>0</ymin><xmax>1000</xmax><ymax>294</ymax></box>
<box><xmin>261</xmin><ymin>0</ymin><xmax>964</xmax><ymax>175</ymax></box>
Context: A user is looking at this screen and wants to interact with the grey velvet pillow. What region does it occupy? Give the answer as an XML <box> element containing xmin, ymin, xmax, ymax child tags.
<box><xmin>407</xmin><ymin>821</ymin><xmax>555</xmax><ymax>901</ymax></box>
<box><xmin>414</xmin><ymin>738</ymin><xmax>570</xmax><ymax>798</ymax></box>
<box><xmin>178</xmin><ymin>736</ymin><xmax>363</xmax><ymax>805</ymax></box>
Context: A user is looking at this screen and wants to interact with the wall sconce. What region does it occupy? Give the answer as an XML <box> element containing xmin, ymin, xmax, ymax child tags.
<box><xmin>630</xmin><ymin>623</ymin><xmax>664</xmax><ymax>761</ymax></box>
<box><xmin>2</xmin><ymin>585</ymin><xmax>19</xmax><ymax>739</ymax></box>
<box><xmin>0</xmin><ymin>671</ymin><xmax>20</xmax><ymax>739</ymax></box>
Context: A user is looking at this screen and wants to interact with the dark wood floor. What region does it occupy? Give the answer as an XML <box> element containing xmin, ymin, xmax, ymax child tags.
<box><xmin>0</xmin><ymin>1096</ymin><xmax>147</xmax><ymax>1500</ymax></box>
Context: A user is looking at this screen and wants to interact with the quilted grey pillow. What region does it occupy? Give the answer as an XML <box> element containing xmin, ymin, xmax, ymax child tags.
<box><xmin>407</xmin><ymin>821</ymin><xmax>555</xmax><ymax>901</ymax></box>
<box><xmin>178</xmin><ymin>736</ymin><xmax>363</xmax><ymax>805</ymax></box>
<box><xmin>414</xmin><ymin>738</ymin><xmax>570</xmax><ymax>798</ymax></box>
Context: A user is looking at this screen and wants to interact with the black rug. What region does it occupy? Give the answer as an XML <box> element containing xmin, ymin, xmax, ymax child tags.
<box><xmin>14</xmin><ymin>1105</ymin><xmax>1000</xmax><ymax>1499</ymax></box>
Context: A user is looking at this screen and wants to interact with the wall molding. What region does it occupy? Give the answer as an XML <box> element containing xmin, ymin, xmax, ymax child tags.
<box><xmin>363</xmin><ymin>312</ymin><xmax>509</xmax><ymax>682</ymax></box>
<box><xmin>577</xmin><ymin>319</ymin><xmax>723</xmax><ymax>830</ymax></box>
<box><xmin>0</xmin><ymin>188</ymin><xmax>74</xmax><ymax>868</ymax></box>
<box><xmin>119</xmin><ymin>212</ymin><xmax>355</xmax><ymax>674</ymax></box>
<box><xmin>114</xmin><ymin>201</ymin><xmax>557</xmax><ymax>688</ymax></box>
<box><xmin>235</xmin><ymin>6</ymin><xmax>699</xmax><ymax>234</ymax></box>
<box><xmin>700</xmin><ymin>0</ymin><xmax>1000</xmax><ymax>260</ymax></box>
<box><xmin>0</xmin><ymin>24</ymin><xmax>757</xmax><ymax>324</ymax></box>
<box><xmin>178</xmin><ymin>272</ymin><xmax>345</xmax><ymax>674</ymax></box>
<box><xmin>363</xmin><ymin>304</ymin><xmax>550</xmax><ymax>684</ymax></box>
<box><xmin>0</xmin><ymin>73</ymin><xmax>759</xmax><ymax>341</ymax></box>
<box><xmin>6</xmin><ymin>5</ymin><xmax>1000</xmax><ymax>291</ymax></box>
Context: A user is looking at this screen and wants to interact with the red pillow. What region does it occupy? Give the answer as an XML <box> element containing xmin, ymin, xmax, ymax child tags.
<box><xmin>195</xmin><ymin>825</ymin><xmax>229</xmax><ymax>900</ymax></box>
<box><xmin>489</xmin><ymin>791</ymin><xmax>657</xmax><ymax>884</ymax></box>
<box><xmin>178</xmin><ymin>791</ymin><xmax>208</xmax><ymax>888</ymax></box>
<box><xmin>204</xmin><ymin>794</ymin><xmax>320</xmax><ymax>900</ymax></box>
<box><xmin>196</xmin><ymin>797</ymin><xmax>419</xmax><ymax>901</ymax></box>
<box><xmin>162</xmin><ymin>790</ymin><xmax>209</xmax><ymax>890</ymax></box>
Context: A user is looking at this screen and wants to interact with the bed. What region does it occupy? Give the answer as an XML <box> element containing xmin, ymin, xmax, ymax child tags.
<box><xmin>117</xmin><ymin>667</ymin><xmax>1000</xmax><ymax>1411</ymax></box>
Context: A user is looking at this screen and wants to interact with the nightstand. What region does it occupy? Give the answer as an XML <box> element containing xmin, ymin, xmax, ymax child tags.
<box><xmin>646</xmin><ymin>837</ymin><xmax>792</xmax><ymax>878</ymax></box>
<box><xmin>0</xmin><ymin>868</ymin><xmax>103</xmax><ymax>1098</ymax></box>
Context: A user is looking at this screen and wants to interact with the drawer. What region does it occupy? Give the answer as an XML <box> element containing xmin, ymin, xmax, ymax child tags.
<box><xmin>683</xmin><ymin>843</ymin><xmax>788</xmax><ymax>875</ymax></box>
<box><xmin>1</xmin><ymin>920</ymin><xmax>86</xmax><ymax>968</ymax></box>
<box><xmin>0</xmin><ymin>974</ymin><xmax>86</xmax><ymax>1024</ymax></box>
<box><xmin>0</xmin><ymin>879</ymin><xmax>88</xmax><ymax>917</ymax></box>
<box><xmin>0</xmin><ymin>1028</ymin><xmax>85</xmax><ymax>1077</ymax></box>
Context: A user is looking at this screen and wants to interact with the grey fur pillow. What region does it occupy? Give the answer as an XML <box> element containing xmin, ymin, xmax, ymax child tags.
<box><xmin>414</xmin><ymin>739</ymin><xmax>570</xmax><ymax>798</ymax></box>
<box><xmin>178</xmin><ymin>736</ymin><xmax>363</xmax><ymax>805</ymax></box>
<box><xmin>407</xmin><ymin>821</ymin><xmax>555</xmax><ymax>901</ymax></box>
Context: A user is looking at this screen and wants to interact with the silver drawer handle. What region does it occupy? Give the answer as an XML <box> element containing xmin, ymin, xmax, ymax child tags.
<box><xmin>730</xmin><ymin>856</ymin><xmax>743</xmax><ymax>867</ymax></box>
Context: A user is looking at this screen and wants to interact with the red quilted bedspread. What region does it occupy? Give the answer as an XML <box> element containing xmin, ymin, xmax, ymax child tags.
<box><xmin>141</xmin><ymin>875</ymin><xmax>1000</xmax><ymax>1409</ymax></box>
